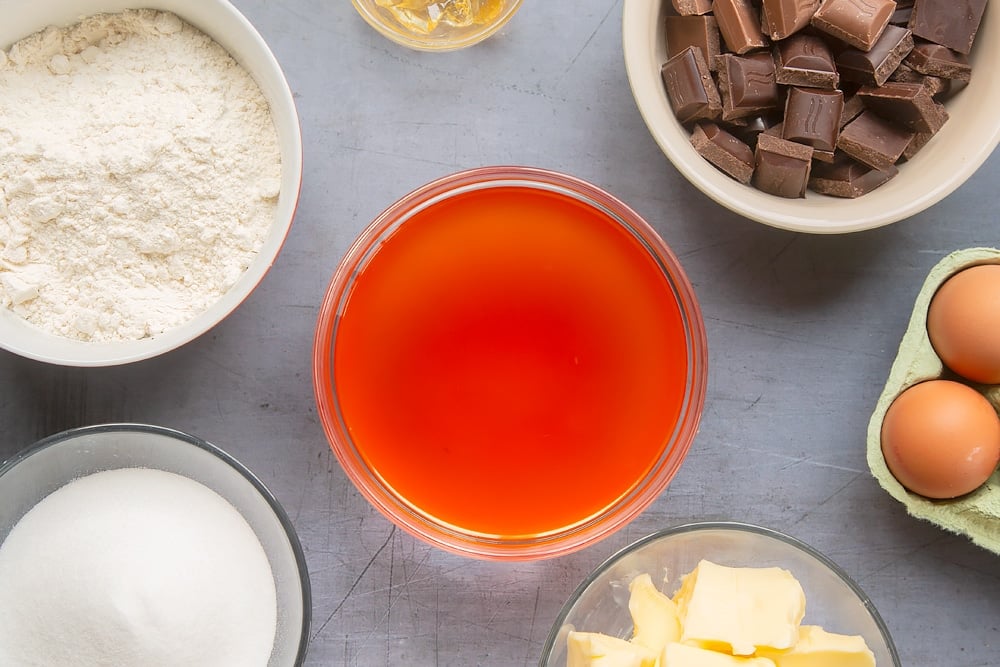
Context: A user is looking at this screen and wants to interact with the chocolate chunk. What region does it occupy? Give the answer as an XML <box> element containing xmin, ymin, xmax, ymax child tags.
<box><xmin>673</xmin><ymin>0</ymin><xmax>714</xmax><ymax>15</ymax></box>
<box><xmin>936</xmin><ymin>74</ymin><xmax>969</xmax><ymax>101</ymax></box>
<box><xmin>810</xmin><ymin>0</ymin><xmax>895</xmax><ymax>51</ymax></box>
<box><xmin>857</xmin><ymin>81</ymin><xmax>948</xmax><ymax>133</ymax></box>
<box><xmin>890</xmin><ymin>2</ymin><xmax>914</xmax><ymax>26</ymax></box>
<box><xmin>840</xmin><ymin>94</ymin><xmax>865</xmax><ymax>127</ymax></box>
<box><xmin>812</xmin><ymin>148</ymin><xmax>837</xmax><ymax>163</ymax></box>
<box><xmin>665</xmin><ymin>16</ymin><xmax>722</xmax><ymax>71</ymax></box>
<box><xmin>712</xmin><ymin>0</ymin><xmax>769</xmax><ymax>54</ymax></box>
<box><xmin>923</xmin><ymin>76</ymin><xmax>950</xmax><ymax>97</ymax></box>
<box><xmin>836</xmin><ymin>25</ymin><xmax>914</xmax><ymax>86</ymax></box>
<box><xmin>761</xmin><ymin>0</ymin><xmax>821</xmax><ymax>40</ymax></box>
<box><xmin>774</xmin><ymin>34</ymin><xmax>840</xmax><ymax>88</ymax></box>
<box><xmin>889</xmin><ymin>62</ymin><xmax>950</xmax><ymax>96</ymax></box>
<box><xmin>661</xmin><ymin>47</ymin><xmax>723</xmax><ymax>123</ymax></box>
<box><xmin>752</xmin><ymin>133</ymin><xmax>814</xmax><ymax>197</ymax></box>
<box><xmin>901</xmin><ymin>131</ymin><xmax>934</xmax><ymax>160</ymax></box>
<box><xmin>724</xmin><ymin>112</ymin><xmax>784</xmax><ymax>148</ymax></box>
<box><xmin>809</xmin><ymin>154</ymin><xmax>898</xmax><ymax>196</ymax></box>
<box><xmin>691</xmin><ymin>122</ymin><xmax>756</xmax><ymax>183</ymax></box>
<box><xmin>763</xmin><ymin>120</ymin><xmax>786</xmax><ymax>137</ymax></box>
<box><xmin>838</xmin><ymin>110</ymin><xmax>914</xmax><ymax>169</ymax></box>
<box><xmin>782</xmin><ymin>87</ymin><xmax>844</xmax><ymax>152</ymax></box>
<box><xmin>904</xmin><ymin>41</ymin><xmax>972</xmax><ymax>81</ymax></box>
<box><xmin>715</xmin><ymin>52</ymin><xmax>780</xmax><ymax>120</ymax></box>
<box><xmin>908</xmin><ymin>0</ymin><xmax>987</xmax><ymax>54</ymax></box>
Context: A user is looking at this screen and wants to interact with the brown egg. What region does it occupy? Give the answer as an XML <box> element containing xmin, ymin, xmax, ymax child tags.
<box><xmin>927</xmin><ymin>264</ymin><xmax>1000</xmax><ymax>384</ymax></box>
<box><xmin>881</xmin><ymin>380</ymin><xmax>1000</xmax><ymax>499</ymax></box>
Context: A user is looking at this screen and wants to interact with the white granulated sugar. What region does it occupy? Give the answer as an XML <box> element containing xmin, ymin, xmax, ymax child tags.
<box><xmin>0</xmin><ymin>468</ymin><xmax>278</xmax><ymax>667</ymax></box>
<box><xmin>0</xmin><ymin>10</ymin><xmax>281</xmax><ymax>341</ymax></box>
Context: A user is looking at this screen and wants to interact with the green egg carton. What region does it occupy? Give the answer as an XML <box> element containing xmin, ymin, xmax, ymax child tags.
<box><xmin>867</xmin><ymin>247</ymin><xmax>1000</xmax><ymax>554</ymax></box>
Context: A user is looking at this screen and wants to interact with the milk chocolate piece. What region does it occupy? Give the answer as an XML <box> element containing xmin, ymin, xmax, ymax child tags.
<box><xmin>774</xmin><ymin>34</ymin><xmax>839</xmax><ymax>88</ymax></box>
<box><xmin>665</xmin><ymin>16</ymin><xmax>722</xmax><ymax>70</ymax></box>
<box><xmin>905</xmin><ymin>41</ymin><xmax>971</xmax><ymax>81</ymax></box>
<box><xmin>691</xmin><ymin>122</ymin><xmax>756</xmax><ymax>182</ymax></box>
<box><xmin>838</xmin><ymin>110</ymin><xmax>914</xmax><ymax>169</ymax></box>
<box><xmin>782</xmin><ymin>87</ymin><xmax>844</xmax><ymax>151</ymax></box>
<box><xmin>673</xmin><ymin>0</ymin><xmax>714</xmax><ymax>16</ymax></box>
<box><xmin>936</xmin><ymin>75</ymin><xmax>968</xmax><ymax>102</ymax></box>
<box><xmin>890</xmin><ymin>2</ymin><xmax>914</xmax><ymax>26</ymax></box>
<box><xmin>857</xmin><ymin>81</ymin><xmax>948</xmax><ymax>133</ymax></box>
<box><xmin>715</xmin><ymin>52</ymin><xmax>780</xmax><ymax>120</ymax></box>
<box><xmin>761</xmin><ymin>0</ymin><xmax>821</xmax><ymax>40</ymax></box>
<box><xmin>908</xmin><ymin>0</ymin><xmax>987</xmax><ymax>54</ymax></box>
<box><xmin>810</xmin><ymin>0</ymin><xmax>895</xmax><ymax>51</ymax></box>
<box><xmin>812</xmin><ymin>148</ymin><xmax>837</xmax><ymax>163</ymax></box>
<box><xmin>836</xmin><ymin>25</ymin><xmax>914</xmax><ymax>86</ymax></box>
<box><xmin>661</xmin><ymin>47</ymin><xmax>723</xmax><ymax>123</ymax></box>
<box><xmin>923</xmin><ymin>75</ymin><xmax>950</xmax><ymax>97</ymax></box>
<box><xmin>889</xmin><ymin>62</ymin><xmax>950</xmax><ymax>96</ymax></box>
<box><xmin>713</xmin><ymin>0</ymin><xmax>769</xmax><ymax>54</ymax></box>
<box><xmin>763</xmin><ymin>120</ymin><xmax>785</xmax><ymax>137</ymax></box>
<box><xmin>752</xmin><ymin>133</ymin><xmax>813</xmax><ymax>197</ymax></box>
<box><xmin>809</xmin><ymin>154</ymin><xmax>898</xmax><ymax>196</ymax></box>
<box><xmin>840</xmin><ymin>94</ymin><xmax>865</xmax><ymax>127</ymax></box>
<box><xmin>725</xmin><ymin>112</ymin><xmax>783</xmax><ymax>148</ymax></box>
<box><xmin>901</xmin><ymin>131</ymin><xmax>934</xmax><ymax>160</ymax></box>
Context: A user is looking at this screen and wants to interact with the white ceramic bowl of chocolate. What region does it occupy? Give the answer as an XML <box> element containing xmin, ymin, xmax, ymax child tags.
<box><xmin>622</xmin><ymin>0</ymin><xmax>1000</xmax><ymax>233</ymax></box>
<box><xmin>0</xmin><ymin>0</ymin><xmax>302</xmax><ymax>366</ymax></box>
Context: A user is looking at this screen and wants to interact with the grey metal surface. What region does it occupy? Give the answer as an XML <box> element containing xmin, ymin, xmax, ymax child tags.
<box><xmin>2</xmin><ymin>2</ymin><xmax>998</xmax><ymax>665</ymax></box>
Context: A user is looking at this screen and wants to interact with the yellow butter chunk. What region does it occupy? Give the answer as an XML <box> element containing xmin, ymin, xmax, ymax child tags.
<box><xmin>567</xmin><ymin>631</ymin><xmax>659</xmax><ymax>667</ymax></box>
<box><xmin>628</xmin><ymin>573</ymin><xmax>682</xmax><ymax>657</ymax></box>
<box><xmin>673</xmin><ymin>560</ymin><xmax>806</xmax><ymax>656</ymax></box>
<box><xmin>664</xmin><ymin>642</ymin><xmax>777</xmax><ymax>666</ymax></box>
<box><xmin>755</xmin><ymin>625</ymin><xmax>876</xmax><ymax>667</ymax></box>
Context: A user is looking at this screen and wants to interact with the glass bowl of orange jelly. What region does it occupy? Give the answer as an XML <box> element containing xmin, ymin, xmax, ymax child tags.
<box><xmin>312</xmin><ymin>166</ymin><xmax>708</xmax><ymax>560</ymax></box>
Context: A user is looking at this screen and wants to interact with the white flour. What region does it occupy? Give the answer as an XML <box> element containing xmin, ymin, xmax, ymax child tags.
<box><xmin>0</xmin><ymin>10</ymin><xmax>281</xmax><ymax>341</ymax></box>
<box><xmin>0</xmin><ymin>468</ymin><xmax>278</xmax><ymax>666</ymax></box>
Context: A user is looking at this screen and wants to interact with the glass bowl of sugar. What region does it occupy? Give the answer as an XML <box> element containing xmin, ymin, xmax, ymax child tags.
<box><xmin>0</xmin><ymin>423</ymin><xmax>310</xmax><ymax>667</ymax></box>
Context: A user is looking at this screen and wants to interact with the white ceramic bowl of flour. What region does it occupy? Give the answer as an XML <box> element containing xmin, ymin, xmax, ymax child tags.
<box><xmin>0</xmin><ymin>0</ymin><xmax>301</xmax><ymax>366</ymax></box>
<box><xmin>0</xmin><ymin>423</ymin><xmax>311</xmax><ymax>666</ymax></box>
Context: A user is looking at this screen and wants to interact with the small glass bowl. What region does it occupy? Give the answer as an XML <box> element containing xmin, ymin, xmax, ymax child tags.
<box><xmin>351</xmin><ymin>0</ymin><xmax>523</xmax><ymax>51</ymax></box>
<box><xmin>539</xmin><ymin>522</ymin><xmax>901</xmax><ymax>666</ymax></box>
<box><xmin>0</xmin><ymin>424</ymin><xmax>311</xmax><ymax>667</ymax></box>
<box><xmin>313</xmin><ymin>166</ymin><xmax>708</xmax><ymax>560</ymax></box>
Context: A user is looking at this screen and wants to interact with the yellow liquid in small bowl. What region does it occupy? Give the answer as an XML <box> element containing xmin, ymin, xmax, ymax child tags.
<box><xmin>356</xmin><ymin>0</ymin><xmax>518</xmax><ymax>50</ymax></box>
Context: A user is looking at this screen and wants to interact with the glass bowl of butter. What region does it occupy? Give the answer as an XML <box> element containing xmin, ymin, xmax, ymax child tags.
<box><xmin>351</xmin><ymin>0</ymin><xmax>523</xmax><ymax>51</ymax></box>
<box><xmin>539</xmin><ymin>522</ymin><xmax>900</xmax><ymax>666</ymax></box>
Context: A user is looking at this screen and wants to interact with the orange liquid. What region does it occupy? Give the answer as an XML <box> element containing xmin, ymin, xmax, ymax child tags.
<box><xmin>332</xmin><ymin>186</ymin><xmax>688</xmax><ymax>537</ymax></box>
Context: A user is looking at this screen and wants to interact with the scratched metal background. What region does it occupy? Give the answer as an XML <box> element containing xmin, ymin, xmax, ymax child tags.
<box><xmin>1</xmin><ymin>2</ymin><xmax>998</xmax><ymax>665</ymax></box>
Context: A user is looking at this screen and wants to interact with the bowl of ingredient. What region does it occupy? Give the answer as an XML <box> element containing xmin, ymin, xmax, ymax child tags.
<box><xmin>313</xmin><ymin>166</ymin><xmax>707</xmax><ymax>560</ymax></box>
<box><xmin>0</xmin><ymin>423</ymin><xmax>310</xmax><ymax>666</ymax></box>
<box><xmin>539</xmin><ymin>521</ymin><xmax>900</xmax><ymax>666</ymax></box>
<box><xmin>0</xmin><ymin>0</ymin><xmax>302</xmax><ymax>366</ymax></box>
<box><xmin>868</xmin><ymin>247</ymin><xmax>1000</xmax><ymax>553</ymax></box>
<box><xmin>622</xmin><ymin>0</ymin><xmax>999</xmax><ymax>233</ymax></box>
<box><xmin>351</xmin><ymin>0</ymin><xmax>523</xmax><ymax>51</ymax></box>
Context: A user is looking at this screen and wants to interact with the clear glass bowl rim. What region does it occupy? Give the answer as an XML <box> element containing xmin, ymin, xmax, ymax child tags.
<box><xmin>312</xmin><ymin>165</ymin><xmax>709</xmax><ymax>561</ymax></box>
<box><xmin>0</xmin><ymin>422</ymin><xmax>313</xmax><ymax>667</ymax></box>
<box><xmin>537</xmin><ymin>520</ymin><xmax>902</xmax><ymax>666</ymax></box>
